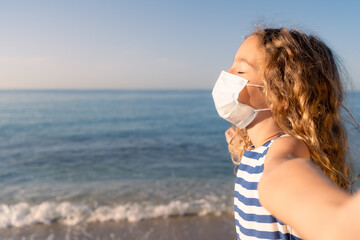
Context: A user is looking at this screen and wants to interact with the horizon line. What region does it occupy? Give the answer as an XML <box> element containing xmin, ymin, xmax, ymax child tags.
<box><xmin>0</xmin><ymin>88</ymin><xmax>213</xmax><ymax>91</ymax></box>
<box><xmin>1</xmin><ymin>88</ymin><xmax>359</xmax><ymax>92</ymax></box>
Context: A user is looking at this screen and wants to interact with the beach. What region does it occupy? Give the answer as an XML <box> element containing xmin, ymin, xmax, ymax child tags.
<box><xmin>0</xmin><ymin>215</ymin><xmax>236</xmax><ymax>240</ymax></box>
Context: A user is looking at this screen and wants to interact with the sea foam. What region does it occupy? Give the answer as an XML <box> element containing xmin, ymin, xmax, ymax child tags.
<box><xmin>0</xmin><ymin>196</ymin><xmax>232</xmax><ymax>229</ymax></box>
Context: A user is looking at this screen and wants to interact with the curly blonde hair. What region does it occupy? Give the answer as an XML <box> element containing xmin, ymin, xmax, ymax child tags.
<box><xmin>229</xmin><ymin>27</ymin><xmax>355</xmax><ymax>191</ymax></box>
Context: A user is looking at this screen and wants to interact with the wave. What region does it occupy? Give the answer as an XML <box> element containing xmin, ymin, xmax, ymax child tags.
<box><xmin>0</xmin><ymin>197</ymin><xmax>232</xmax><ymax>229</ymax></box>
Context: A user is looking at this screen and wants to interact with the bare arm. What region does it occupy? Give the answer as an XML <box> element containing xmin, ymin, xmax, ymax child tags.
<box><xmin>258</xmin><ymin>136</ymin><xmax>359</xmax><ymax>240</ymax></box>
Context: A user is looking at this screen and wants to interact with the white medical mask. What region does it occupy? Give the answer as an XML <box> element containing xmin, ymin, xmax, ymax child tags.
<box><xmin>212</xmin><ymin>70</ymin><xmax>270</xmax><ymax>129</ymax></box>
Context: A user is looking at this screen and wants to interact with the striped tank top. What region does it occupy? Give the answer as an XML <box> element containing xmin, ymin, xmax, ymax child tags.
<box><xmin>234</xmin><ymin>134</ymin><xmax>302</xmax><ymax>240</ymax></box>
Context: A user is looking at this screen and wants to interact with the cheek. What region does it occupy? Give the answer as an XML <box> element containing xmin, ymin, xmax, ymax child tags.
<box><xmin>237</xmin><ymin>87</ymin><xmax>251</xmax><ymax>105</ymax></box>
<box><xmin>238</xmin><ymin>87</ymin><xmax>267</xmax><ymax>109</ymax></box>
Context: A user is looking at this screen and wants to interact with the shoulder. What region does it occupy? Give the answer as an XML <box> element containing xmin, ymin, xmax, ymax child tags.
<box><xmin>263</xmin><ymin>134</ymin><xmax>311</xmax><ymax>174</ymax></box>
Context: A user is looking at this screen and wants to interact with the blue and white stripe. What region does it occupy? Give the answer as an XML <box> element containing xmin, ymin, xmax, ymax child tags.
<box><xmin>234</xmin><ymin>135</ymin><xmax>302</xmax><ymax>240</ymax></box>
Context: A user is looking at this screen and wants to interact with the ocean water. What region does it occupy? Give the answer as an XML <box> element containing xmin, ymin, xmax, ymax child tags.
<box><xmin>0</xmin><ymin>90</ymin><xmax>234</xmax><ymax>229</ymax></box>
<box><xmin>0</xmin><ymin>90</ymin><xmax>359</xmax><ymax>229</ymax></box>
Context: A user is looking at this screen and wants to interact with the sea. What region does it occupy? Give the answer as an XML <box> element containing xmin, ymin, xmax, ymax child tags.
<box><xmin>0</xmin><ymin>90</ymin><xmax>359</xmax><ymax>230</ymax></box>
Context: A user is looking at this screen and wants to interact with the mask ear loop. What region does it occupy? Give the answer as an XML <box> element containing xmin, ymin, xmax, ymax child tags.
<box><xmin>254</xmin><ymin>108</ymin><xmax>271</xmax><ymax>112</ymax></box>
<box><xmin>246</xmin><ymin>84</ymin><xmax>264</xmax><ymax>88</ymax></box>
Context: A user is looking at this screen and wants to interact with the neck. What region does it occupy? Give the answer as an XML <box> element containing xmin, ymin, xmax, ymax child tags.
<box><xmin>246</xmin><ymin>112</ymin><xmax>284</xmax><ymax>148</ymax></box>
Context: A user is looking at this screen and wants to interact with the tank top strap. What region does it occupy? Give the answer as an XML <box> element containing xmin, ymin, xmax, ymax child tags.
<box><xmin>274</xmin><ymin>133</ymin><xmax>290</xmax><ymax>140</ymax></box>
<box><xmin>267</xmin><ymin>133</ymin><xmax>290</xmax><ymax>148</ymax></box>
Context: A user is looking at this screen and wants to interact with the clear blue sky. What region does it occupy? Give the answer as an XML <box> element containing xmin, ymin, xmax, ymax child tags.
<box><xmin>1</xmin><ymin>0</ymin><xmax>359</xmax><ymax>90</ymax></box>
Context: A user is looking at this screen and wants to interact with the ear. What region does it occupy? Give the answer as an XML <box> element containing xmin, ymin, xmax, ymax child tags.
<box><xmin>266</xmin><ymin>98</ymin><xmax>289</xmax><ymax>112</ymax></box>
<box><xmin>279</xmin><ymin>101</ymin><xmax>289</xmax><ymax>111</ymax></box>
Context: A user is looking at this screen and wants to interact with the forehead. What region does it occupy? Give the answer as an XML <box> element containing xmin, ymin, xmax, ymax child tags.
<box><xmin>233</xmin><ymin>36</ymin><xmax>263</xmax><ymax>68</ymax></box>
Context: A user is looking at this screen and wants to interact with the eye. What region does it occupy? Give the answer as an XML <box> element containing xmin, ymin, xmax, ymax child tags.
<box><xmin>237</xmin><ymin>71</ymin><xmax>244</xmax><ymax>74</ymax></box>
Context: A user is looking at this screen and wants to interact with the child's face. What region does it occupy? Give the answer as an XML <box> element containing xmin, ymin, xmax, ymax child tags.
<box><xmin>227</xmin><ymin>36</ymin><xmax>269</xmax><ymax>110</ymax></box>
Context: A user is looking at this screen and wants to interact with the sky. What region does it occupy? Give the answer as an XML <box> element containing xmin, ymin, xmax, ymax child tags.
<box><xmin>1</xmin><ymin>0</ymin><xmax>360</xmax><ymax>90</ymax></box>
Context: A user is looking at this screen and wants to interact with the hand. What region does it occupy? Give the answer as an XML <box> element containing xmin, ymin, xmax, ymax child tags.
<box><xmin>225</xmin><ymin>127</ymin><xmax>236</xmax><ymax>144</ymax></box>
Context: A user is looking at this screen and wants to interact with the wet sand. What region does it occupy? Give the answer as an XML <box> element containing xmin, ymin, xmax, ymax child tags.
<box><xmin>0</xmin><ymin>214</ymin><xmax>236</xmax><ymax>240</ymax></box>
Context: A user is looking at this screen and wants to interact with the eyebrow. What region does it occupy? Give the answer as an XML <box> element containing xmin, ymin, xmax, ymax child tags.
<box><xmin>233</xmin><ymin>57</ymin><xmax>255</xmax><ymax>68</ymax></box>
<box><xmin>239</xmin><ymin>57</ymin><xmax>255</xmax><ymax>67</ymax></box>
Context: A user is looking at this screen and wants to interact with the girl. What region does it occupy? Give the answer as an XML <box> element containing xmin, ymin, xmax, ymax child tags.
<box><xmin>212</xmin><ymin>27</ymin><xmax>360</xmax><ymax>240</ymax></box>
